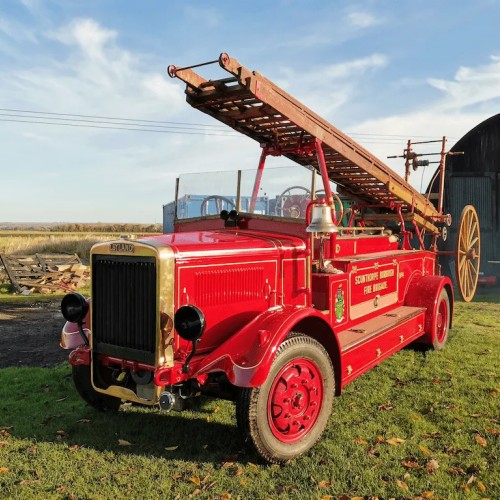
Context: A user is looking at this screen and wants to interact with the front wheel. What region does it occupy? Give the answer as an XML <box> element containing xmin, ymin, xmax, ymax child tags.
<box><xmin>433</xmin><ymin>290</ymin><xmax>451</xmax><ymax>350</ymax></box>
<box><xmin>236</xmin><ymin>334</ymin><xmax>334</xmax><ymax>463</ymax></box>
<box><xmin>72</xmin><ymin>365</ymin><xmax>121</xmax><ymax>412</ymax></box>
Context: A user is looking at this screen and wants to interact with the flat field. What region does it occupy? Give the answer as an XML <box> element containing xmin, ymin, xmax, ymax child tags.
<box><xmin>0</xmin><ymin>231</ymin><xmax>117</xmax><ymax>264</ymax></box>
<box><xmin>0</xmin><ymin>292</ymin><xmax>498</xmax><ymax>499</ymax></box>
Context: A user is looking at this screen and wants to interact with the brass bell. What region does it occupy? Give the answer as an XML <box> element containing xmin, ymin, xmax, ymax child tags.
<box><xmin>306</xmin><ymin>204</ymin><xmax>338</xmax><ymax>233</ymax></box>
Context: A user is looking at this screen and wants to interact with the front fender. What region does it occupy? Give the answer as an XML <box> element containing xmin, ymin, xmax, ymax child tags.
<box><xmin>192</xmin><ymin>306</ymin><xmax>336</xmax><ymax>387</ymax></box>
<box><xmin>404</xmin><ymin>274</ymin><xmax>453</xmax><ymax>344</ymax></box>
<box><xmin>60</xmin><ymin>298</ymin><xmax>91</xmax><ymax>350</ymax></box>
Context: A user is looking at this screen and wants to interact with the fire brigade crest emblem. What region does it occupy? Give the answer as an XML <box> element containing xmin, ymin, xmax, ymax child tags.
<box><xmin>335</xmin><ymin>285</ymin><xmax>345</xmax><ymax>322</ymax></box>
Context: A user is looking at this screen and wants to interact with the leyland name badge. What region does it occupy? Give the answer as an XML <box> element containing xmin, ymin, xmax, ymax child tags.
<box><xmin>109</xmin><ymin>242</ymin><xmax>134</xmax><ymax>253</ymax></box>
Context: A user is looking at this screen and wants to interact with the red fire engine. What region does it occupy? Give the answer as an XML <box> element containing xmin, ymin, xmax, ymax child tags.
<box><xmin>61</xmin><ymin>53</ymin><xmax>480</xmax><ymax>463</ymax></box>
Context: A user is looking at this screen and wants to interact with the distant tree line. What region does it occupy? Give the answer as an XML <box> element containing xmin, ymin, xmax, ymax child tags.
<box><xmin>49</xmin><ymin>223</ymin><xmax>162</xmax><ymax>233</ymax></box>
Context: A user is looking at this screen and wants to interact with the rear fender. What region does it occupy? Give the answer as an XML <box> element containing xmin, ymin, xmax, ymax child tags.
<box><xmin>192</xmin><ymin>306</ymin><xmax>340</xmax><ymax>388</ymax></box>
<box><xmin>404</xmin><ymin>274</ymin><xmax>454</xmax><ymax>344</ymax></box>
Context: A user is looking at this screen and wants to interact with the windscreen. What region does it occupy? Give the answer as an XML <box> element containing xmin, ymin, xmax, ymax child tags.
<box><xmin>175</xmin><ymin>166</ymin><xmax>335</xmax><ymax>220</ymax></box>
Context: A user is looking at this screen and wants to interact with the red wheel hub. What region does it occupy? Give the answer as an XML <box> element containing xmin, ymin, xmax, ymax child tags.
<box><xmin>436</xmin><ymin>299</ymin><xmax>448</xmax><ymax>343</ymax></box>
<box><xmin>268</xmin><ymin>358</ymin><xmax>323</xmax><ymax>443</ymax></box>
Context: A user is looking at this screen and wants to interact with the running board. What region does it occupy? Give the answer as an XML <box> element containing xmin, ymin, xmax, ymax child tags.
<box><xmin>338</xmin><ymin>306</ymin><xmax>426</xmax><ymax>387</ymax></box>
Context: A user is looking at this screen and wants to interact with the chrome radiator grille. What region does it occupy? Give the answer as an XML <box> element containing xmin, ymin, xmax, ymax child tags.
<box><xmin>92</xmin><ymin>255</ymin><xmax>157</xmax><ymax>364</ymax></box>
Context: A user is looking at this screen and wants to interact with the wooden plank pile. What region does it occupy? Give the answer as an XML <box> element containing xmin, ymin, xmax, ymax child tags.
<box><xmin>0</xmin><ymin>253</ymin><xmax>89</xmax><ymax>293</ymax></box>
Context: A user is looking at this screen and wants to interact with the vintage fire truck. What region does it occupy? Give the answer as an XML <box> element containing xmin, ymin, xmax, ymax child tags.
<box><xmin>60</xmin><ymin>53</ymin><xmax>481</xmax><ymax>463</ymax></box>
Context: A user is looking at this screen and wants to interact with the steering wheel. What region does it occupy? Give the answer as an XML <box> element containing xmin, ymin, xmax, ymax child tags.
<box><xmin>200</xmin><ymin>195</ymin><xmax>236</xmax><ymax>216</ymax></box>
<box><xmin>275</xmin><ymin>186</ymin><xmax>311</xmax><ymax>218</ymax></box>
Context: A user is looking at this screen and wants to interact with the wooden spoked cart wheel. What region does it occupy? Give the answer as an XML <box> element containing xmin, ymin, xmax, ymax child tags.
<box><xmin>455</xmin><ymin>205</ymin><xmax>480</xmax><ymax>302</ymax></box>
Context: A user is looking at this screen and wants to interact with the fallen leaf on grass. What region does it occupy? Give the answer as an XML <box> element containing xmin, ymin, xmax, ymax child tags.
<box><xmin>220</xmin><ymin>494</ymin><xmax>231</xmax><ymax>500</ymax></box>
<box><xmin>68</xmin><ymin>444</ymin><xmax>79</xmax><ymax>452</ymax></box>
<box><xmin>164</xmin><ymin>446</ymin><xmax>178</xmax><ymax>451</ymax></box>
<box><xmin>426</xmin><ymin>459</ymin><xmax>439</xmax><ymax>474</ymax></box>
<box><xmin>172</xmin><ymin>473</ymin><xmax>182</xmax><ymax>480</ymax></box>
<box><xmin>353</xmin><ymin>438</ymin><xmax>368</xmax><ymax>445</ymax></box>
<box><xmin>118</xmin><ymin>439</ymin><xmax>132</xmax><ymax>446</ymax></box>
<box><xmin>477</xmin><ymin>480</ymin><xmax>486</xmax><ymax>492</ymax></box>
<box><xmin>402</xmin><ymin>460</ymin><xmax>420</xmax><ymax>469</ymax></box>
<box><xmin>0</xmin><ymin>430</ymin><xmax>11</xmax><ymax>438</ymax></box>
<box><xmin>421</xmin><ymin>491</ymin><xmax>434</xmax><ymax>498</ymax></box>
<box><xmin>18</xmin><ymin>479</ymin><xmax>40</xmax><ymax>486</ymax></box>
<box><xmin>0</xmin><ymin>467</ymin><xmax>10</xmax><ymax>473</ymax></box>
<box><xmin>474</xmin><ymin>434</ymin><xmax>487</xmax><ymax>447</ymax></box>
<box><xmin>378</xmin><ymin>402</ymin><xmax>394</xmax><ymax>411</ymax></box>
<box><xmin>189</xmin><ymin>476</ymin><xmax>201</xmax><ymax>486</ymax></box>
<box><xmin>376</xmin><ymin>436</ymin><xmax>385</xmax><ymax>443</ymax></box>
<box><xmin>466</xmin><ymin>475</ymin><xmax>477</xmax><ymax>485</ymax></box>
<box><xmin>213</xmin><ymin>406</ymin><xmax>220</xmax><ymax>414</ymax></box>
<box><xmin>0</xmin><ymin>442</ymin><xmax>9</xmax><ymax>447</ymax></box>
<box><xmin>447</xmin><ymin>466</ymin><xmax>466</xmax><ymax>476</ymax></box>
<box><xmin>396</xmin><ymin>479</ymin><xmax>409</xmax><ymax>491</ymax></box>
<box><xmin>319</xmin><ymin>496</ymin><xmax>332</xmax><ymax>500</ymax></box>
<box><xmin>317</xmin><ymin>480</ymin><xmax>331</xmax><ymax>488</ymax></box>
<box><xmin>418</xmin><ymin>445</ymin><xmax>432</xmax><ymax>456</ymax></box>
<box><xmin>386</xmin><ymin>437</ymin><xmax>405</xmax><ymax>445</ymax></box>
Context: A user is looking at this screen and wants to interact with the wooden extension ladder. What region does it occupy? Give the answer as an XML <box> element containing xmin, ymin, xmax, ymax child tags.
<box><xmin>169</xmin><ymin>53</ymin><xmax>441</xmax><ymax>234</ymax></box>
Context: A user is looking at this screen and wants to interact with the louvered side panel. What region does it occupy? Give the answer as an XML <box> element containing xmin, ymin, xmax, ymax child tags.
<box><xmin>195</xmin><ymin>267</ymin><xmax>264</xmax><ymax>307</ymax></box>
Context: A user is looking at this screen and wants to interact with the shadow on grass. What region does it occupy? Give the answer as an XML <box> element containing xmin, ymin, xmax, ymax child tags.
<box><xmin>0</xmin><ymin>364</ymin><xmax>249</xmax><ymax>465</ymax></box>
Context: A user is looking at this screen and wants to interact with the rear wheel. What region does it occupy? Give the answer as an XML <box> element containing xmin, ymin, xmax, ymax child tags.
<box><xmin>433</xmin><ymin>290</ymin><xmax>451</xmax><ymax>350</ymax></box>
<box><xmin>236</xmin><ymin>334</ymin><xmax>334</xmax><ymax>463</ymax></box>
<box><xmin>72</xmin><ymin>365</ymin><xmax>121</xmax><ymax>411</ymax></box>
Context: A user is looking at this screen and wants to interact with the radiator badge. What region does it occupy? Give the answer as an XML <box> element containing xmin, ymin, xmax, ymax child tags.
<box><xmin>109</xmin><ymin>242</ymin><xmax>134</xmax><ymax>253</ymax></box>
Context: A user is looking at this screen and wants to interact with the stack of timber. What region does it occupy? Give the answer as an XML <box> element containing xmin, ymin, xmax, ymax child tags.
<box><xmin>0</xmin><ymin>253</ymin><xmax>89</xmax><ymax>293</ymax></box>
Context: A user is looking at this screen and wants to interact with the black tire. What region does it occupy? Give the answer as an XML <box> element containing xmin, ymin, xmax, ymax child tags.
<box><xmin>433</xmin><ymin>290</ymin><xmax>451</xmax><ymax>350</ymax></box>
<box><xmin>72</xmin><ymin>365</ymin><xmax>121</xmax><ymax>412</ymax></box>
<box><xmin>236</xmin><ymin>334</ymin><xmax>334</xmax><ymax>463</ymax></box>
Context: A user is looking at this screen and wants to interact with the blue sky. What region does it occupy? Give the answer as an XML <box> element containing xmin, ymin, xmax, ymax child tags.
<box><xmin>1</xmin><ymin>0</ymin><xmax>499</xmax><ymax>223</ymax></box>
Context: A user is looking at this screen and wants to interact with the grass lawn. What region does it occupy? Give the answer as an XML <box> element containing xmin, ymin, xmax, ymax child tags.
<box><xmin>0</xmin><ymin>296</ymin><xmax>498</xmax><ymax>499</ymax></box>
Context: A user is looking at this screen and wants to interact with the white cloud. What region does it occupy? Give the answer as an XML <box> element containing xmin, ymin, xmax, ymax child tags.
<box><xmin>428</xmin><ymin>54</ymin><xmax>500</xmax><ymax>110</ymax></box>
<box><xmin>346</xmin><ymin>11</ymin><xmax>382</xmax><ymax>29</ymax></box>
<box><xmin>0</xmin><ymin>17</ymin><xmax>37</xmax><ymax>42</ymax></box>
<box><xmin>276</xmin><ymin>53</ymin><xmax>389</xmax><ymax>116</ymax></box>
<box><xmin>281</xmin><ymin>6</ymin><xmax>384</xmax><ymax>49</ymax></box>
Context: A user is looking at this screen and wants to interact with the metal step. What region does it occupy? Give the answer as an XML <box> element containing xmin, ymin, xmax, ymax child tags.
<box><xmin>338</xmin><ymin>305</ymin><xmax>426</xmax><ymax>352</ymax></box>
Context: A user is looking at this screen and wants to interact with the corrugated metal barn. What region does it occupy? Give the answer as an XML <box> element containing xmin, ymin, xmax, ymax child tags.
<box><xmin>433</xmin><ymin>113</ymin><xmax>500</xmax><ymax>284</ymax></box>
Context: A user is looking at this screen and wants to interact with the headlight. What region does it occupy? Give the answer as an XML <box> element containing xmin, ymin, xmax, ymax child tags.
<box><xmin>61</xmin><ymin>293</ymin><xmax>89</xmax><ymax>323</ymax></box>
<box><xmin>174</xmin><ymin>305</ymin><xmax>206</xmax><ymax>341</ymax></box>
